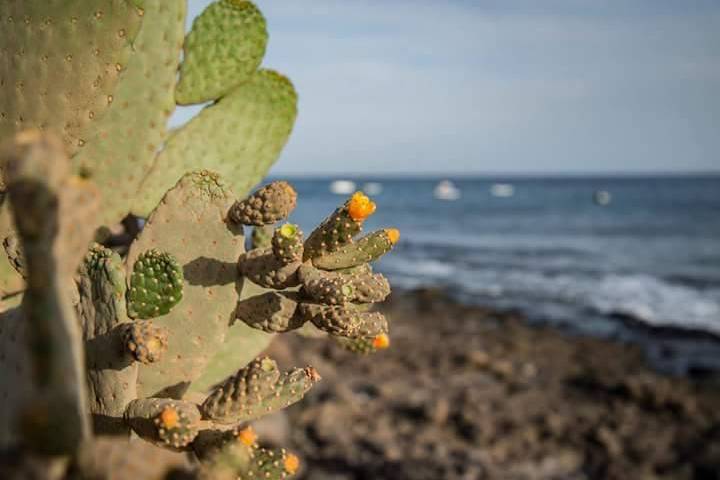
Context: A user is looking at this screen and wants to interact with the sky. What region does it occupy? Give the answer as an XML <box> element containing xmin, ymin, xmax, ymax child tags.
<box><xmin>174</xmin><ymin>1</ymin><xmax>720</xmax><ymax>175</ymax></box>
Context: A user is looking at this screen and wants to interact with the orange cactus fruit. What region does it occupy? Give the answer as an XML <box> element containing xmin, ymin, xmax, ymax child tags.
<box><xmin>158</xmin><ymin>407</ymin><xmax>179</xmax><ymax>429</ymax></box>
<box><xmin>284</xmin><ymin>452</ymin><xmax>300</xmax><ymax>474</ymax></box>
<box><xmin>236</xmin><ymin>426</ymin><xmax>257</xmax><ymax>446</ymax></box>
<box><xmin>372</xmin><ymin>333</ymin><xmax>391</xmax><ymax>350</ymax></box>
<box><xmin>385</xmin><ymin>228</ymin><xmax>400</xmax><ymax>245</ymax></box>
<box><xmin>348</xmin><ymin>192</ymin><xmax>376</xmax><ymax>221</ymax></box>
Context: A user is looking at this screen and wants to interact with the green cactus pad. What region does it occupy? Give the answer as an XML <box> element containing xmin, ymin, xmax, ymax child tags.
<box><xmin>201</xmin><ymin>356</ymin><xmax>320</xmax><ymax>424</ymax></box>
<box><xmin>0</xmin><ymin>0</ymin><xmax>143</xmax><ymax>154</ymax></box>
<box><xmin>124</xmin><ymin>398</ymin><xmax>201</xmax><ymax>449</ymax></box>
<box><xmin>126</xmin><ymin>171</ymin><xmax>245</xmax><ymax>398</ymax></box>
<box><xmin>77</xmin><ymin>245</ymin><xmax>138</xmax><ymax>433</ymax></box>
<box><xmin>311</xmin><ymin>228</ymin><xmax>398</xmax><ymax>270</ymax></box>
<box><xmin>175</xmin><ymin>0</ymin><xmax>268</xmax><ymax>105</ymax></box>
<box><xmin>74</xmin><ymin>0</ymin><xmax>187</xmax><ymax>226</ymax></box>
<box><xmin>229</xmin><ymin>181</ymin><xmax>297</xmax><ymax>226</ymax></box>
<box><xmin>133</xmin><ymin>69</ymin><xmax>298</xmax><ymax>216</ymax></box>
<box><xmin>236</xmin><ymin>291</ymin><xmax>305</xmax><ymax>333</ymax></box>
<box><xmin>238</xmin><ymin>247</ymin><xmax>301</xmax><ymax>289</ymax></box>
<box><xmin>272</xmin><ymin>223</ymin><xmax>304</xmax><ymax>263</ymax></box>
<box><xmin>298</xmin><ymin>264</ymin><xmax>391</xmax><ymax>305</ymax></box>
<box><xmin>123</xmin><ymin>320</ymin><xmax>168</xmax><ymax>364</ymax></box>
<box><xmin>303</xmin><ymin>192</ymin><xmax>377</xmax><ymax>261</ymax></box>
<box><xmin>334</xmin><ymin>334</ymin><xmax>390</xmax><ymax>355</ymax></box>
<box><xmin>207</xmin><ymin>442</ymin><xmax>300</xmax><ymax>479</ymax></box>
<box><xmin>127</xmin><ymin>249</ymin><xmax>184</xmax><ymax>320</ymax></box>
<box><xmin>298</xmin><ymin>302</ymin><xmax>389</xmax><ymax>339</ymax></box>
<box><xmin>251</xmin><ymin>225</ymin><xmax>274</xmax><ymax>250</ymax></box>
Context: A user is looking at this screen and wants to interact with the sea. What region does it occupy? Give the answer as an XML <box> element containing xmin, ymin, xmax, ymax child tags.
<box><xmin>278</xmin><ymin>176</ymin><xmax>720</xmax><ymax>376</ymax></box>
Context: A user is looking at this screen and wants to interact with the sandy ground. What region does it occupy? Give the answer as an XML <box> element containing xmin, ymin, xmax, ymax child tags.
<box><xmin>263</xmin><ymin>289</ymin><xmax>720</xmax><ymax>480</ymax></box>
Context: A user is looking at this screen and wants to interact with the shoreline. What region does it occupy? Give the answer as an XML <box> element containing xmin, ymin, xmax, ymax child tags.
<box><xmin>264</xmin><ymin>288</ymin><xmax>720</xmax><ymax>480</ymax></box>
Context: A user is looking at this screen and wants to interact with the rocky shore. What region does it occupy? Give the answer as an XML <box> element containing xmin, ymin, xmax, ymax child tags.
<box><xmin>263</xmin><ymin>289</ymin><xmax>720</xmax><ymax>480</ymax></box>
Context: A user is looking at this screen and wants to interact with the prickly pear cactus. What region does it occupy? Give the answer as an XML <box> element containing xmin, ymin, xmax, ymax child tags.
<box><xmin>0</xmin><ymin>0</ymin><xmax>298</xmax><ymax>297</ymax></box>
<box><xmin>0</xmin><ymin>1</ymin><xmax>399</xmax><ymax>478</ymax></box>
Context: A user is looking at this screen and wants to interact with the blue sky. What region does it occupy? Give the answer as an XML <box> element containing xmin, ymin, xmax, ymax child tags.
<box><xmin>175</xmin><ymin>1</ymin><xmax>720</xmax><ymax>175</ymax></box>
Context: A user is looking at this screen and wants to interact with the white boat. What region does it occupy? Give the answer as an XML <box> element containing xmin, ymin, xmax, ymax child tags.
<box><xmin>490</xmin><ymin>183</ymin><xmax>514</xmax><ymax>198</ymax></box>
<box><xmin>433</xmin><ymin>180</ymin><xmax>460</xmax><ymax>201</ymax></box>
<box><xmin>593</xmin><ymin>190</ymin><xmax>612</xmax><ymax>206</ymax></box>
<box><xmin>362</xmin><ymin>182</ymin><xmax>383</xmax><ymax>195</ymax></box>
<box><xmin>329</xmin><ymin>180</ymin><xmax>356</xmax><ymax>195</ymax></box>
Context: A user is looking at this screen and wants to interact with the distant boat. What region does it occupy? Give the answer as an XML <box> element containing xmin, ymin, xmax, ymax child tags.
<box><xmin>433</xmin><ymin>180</ymin><xmax>460</xmax><ymax>201</ymax></box>
<box><xmin>490</xmin><ymin>183</ymin><xmax>514</xmax><ymax>198</ymax></box>
<box><xmin>363</xmin><ymin>182</ymin><xmax>383</xmax><ymax>195</ymax></box>
<box><xmin>329</xmin><ymin>180</ymin><xmax>356</xmax><ymax>195</ymax></box>
<box><xmin>593</xmin><ymin>190</ymin><xmax>612</xmax><ymax>206</ymax></box>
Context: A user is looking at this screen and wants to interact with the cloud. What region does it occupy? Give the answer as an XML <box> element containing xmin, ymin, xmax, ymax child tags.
<box><xmin>175</xmin><ymin>0</ymin><xmax>720</xmax><ymax>174</ymax></box>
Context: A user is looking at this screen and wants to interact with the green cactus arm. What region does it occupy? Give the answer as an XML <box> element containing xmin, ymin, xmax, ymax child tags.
<box><xmin>229</xmin><ymin>181</ymin><xmax>297</xmax><ymax>226</ymax></box>
<box><xmin>77</xmin><ymin>244</ymin><xmax>139</xmax><ymax>435</ymax></box>
<box><xmin>235</xmin><ymin>291</ymin><xmax>306</xmax><ymax>333</ymax></box>
<box><xmin>298</xmin><ymin>302</ymin><xmax>389</xmax><ymax>339</ymax></box>
<box><xmin>2</xmin><ymin>132</ymin><xmax>91</xmax><ymax>454</ymax></box>
<box><xmin>250</xmin><ymin>225</ymin><xmax>274</xmax><ymax>250</ymax></box>
<box><xmin>201</xmin><ymin>356</ymin><xmax>320</xmax><ymax>424</ymax></box>
<box><xmin>272</xmin><ymin>223</ymin><xmax>304</xmax><ymax>263</ymax></box>
<box><xmin>334</xmin><ymin>333</ymin><xmax>391</xmax><ymax>355</ymax></box>
<box><xmin>132</xmin><ymin>69</ymin><xmax>298</xmax><ymax>216</ymax></box>
<box><xmin>124</xmin><ymin>398</ymin><xmax>202</xmax><ymax>449</ymax></box>
<box><xmin>311</xmin><ymin>228</ymin><xmax>400</xmax><ymax>270</ymax></box>
<box><xmin>303</xmin><ymin>191</ymin><xmax>377</xmax><ymax>261</ymax></box>
<box><xmin>127</xmin><ymin>249</ymin><xmax>184</xmax><ymax>319</ymax></box>
<box><xmin>175</xmin><ymin>0</ymin><xmax>268</xmax><ymax>105</ymax></box>
<box><xmin>74</xmin><ymin>0</ymin><xmax>187</xmax><ymax>226</ymax></box>
<box><xmin>298</xmin><ymin>264</ymin><xmax>391</xmax><ymax>305</ymax></box>
<box><xmin>237</xmin><ymin>247</ymin><xmax>301</xmax><ymax>289</ymax></box>
<box><xmin>203</xmin><ymin>437</ymin><xmax>300</xmax><ymax>480</ymax></box>
<box><xmin>126</xmin><ymin>170</ymin><xmax>244</xmax><ymax>398</ymax></box>
<box><xmin>0</xmin><ymin>0</ymin><xmax>143</xmax><ymax>155</ymax></box>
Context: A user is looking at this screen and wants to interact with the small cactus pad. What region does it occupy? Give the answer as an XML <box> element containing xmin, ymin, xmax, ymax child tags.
<box><xmin>272</xmin><ymin>223</ymin><xmax>304</xmax><ymax>263</ymax></box>
<box><xmin>2</xmin><ymin>234</ymin><xmax>25</xmax><ymax>278</ymax></box>
<box><xmin>123</xmin><ymin>321</ymin><xmax>168</xmax><ymax>364</ymax></box>
<box><xmin>249</xmin><ymin>448</ymin><xmax>300</xmax><ymax>478</ymax></box>
<box><xmin>298</xmin><ymin>265</ymin><xmax>391</xmax><ymax>305</ymax></box>
<box><xmin>125</xmin><ymin>398</ymin><xmax>201</xmax><ymax>449</ymax></box>
<box><xmin>238</xmin><ymin>248</ymin><xmax>301</xmax><ymax>289</ymax></box>
<box><xmin>205</xmin><ymin>442</ymin><xmax>299</xmax><ymax>479</ymax></box>
<box><xmin>127</xmin><ymin>249</ymin><xmax>184</xmax><ymax>319</ymax></box>
<box><xmin>230</xmin><ymin>181</ymin><xmax>297</xmax><ymax>226</ymax></box>
<box><xmin>312</xmin><ymin>228</ymin><xmax>399</xmax><ymax>270</ymax></box>
<box><xmin>303</xmin><ymin>192</ymin><xmax>376</xmax><ymax>261</ymax></box>
<box><xmin>175</xmin><ymin>0</ymin><xmax>268</xmax><ymax>105</ymax></box>
<box><xmin>236</xmin><ymin>291</ymin><xmax>305</xmax><ymax>333</ymax></box>
<box><xmin>201</xmin><ymin>356</ymin><xmax>320</xmax><ymax>424</ymax></box>
<box><xmin>298</xmin><ymin>303</ymin><xmax>389</xmax><ymax>339</ymax></box>
<box><xmin>251</xmin><ymin>225</ymin><xmax>274</xmax><ymax>250</ymax></box>
<box><xmin>335</xmin><ymin>333</ymin><xmax>391</xmax><ymax>355</ymax></box>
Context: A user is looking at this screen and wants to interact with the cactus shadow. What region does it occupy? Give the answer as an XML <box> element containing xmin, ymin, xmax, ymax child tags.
<box><xmin>183</xmin><ymin>257</ymin><xmax>238</xmax><ymax>287</ymax></box>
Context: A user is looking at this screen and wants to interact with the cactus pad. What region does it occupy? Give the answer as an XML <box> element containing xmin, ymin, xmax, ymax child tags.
<box><xmin>201</xmin><ymin>356</ymin><xmax>319</xmax><ymax>424</ymax></box>
<box><xmin>272</xmin><ymin>223</ymin><xmax>304</xmax><ymax>263</ymax></box>
<box><xmin>311</xmin><ymin>228</ymin><xmax>399</xmax><ymax>270</ymax></box>
<box><xmin>125</xmin><ymin>398</ymin><xmax>201</xmax><ymax>449</ymax></box>
<box><xmin>236</xmin><ymin>291</ymin><xmax>305</xmax><ymax>333</ymax></box>
<box><xmin>123</xmin><ymin>321</ymin><xmax>168</xmax><ymax>364</ymax></box>
<box><xmin>299</xmin><ymin>302</ymin><xmax>389</xmax><ymax>339</ymax></box>
<box><xmin>175</xmin><ymin>0</ymin><xmax>268</xmax><ymax>105</ymax></box>
<box><xmin>127</xmin><ymin>249</ymin><xmax>184</xmax><ymax>320</ymax></box>
<box><xmin>238</xmin><ymin>247</ymin><xmax>301</xmax><ymax>289</ymax></box>
<box><xmin>230</xmin><ymin>180</ymin><xmax>298</xmax><ymax>226</ymax></box>
<box><xmin>133</xmin><ymin>70</ymin><xmax>298</xmax><ymax>216</ymax></box>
